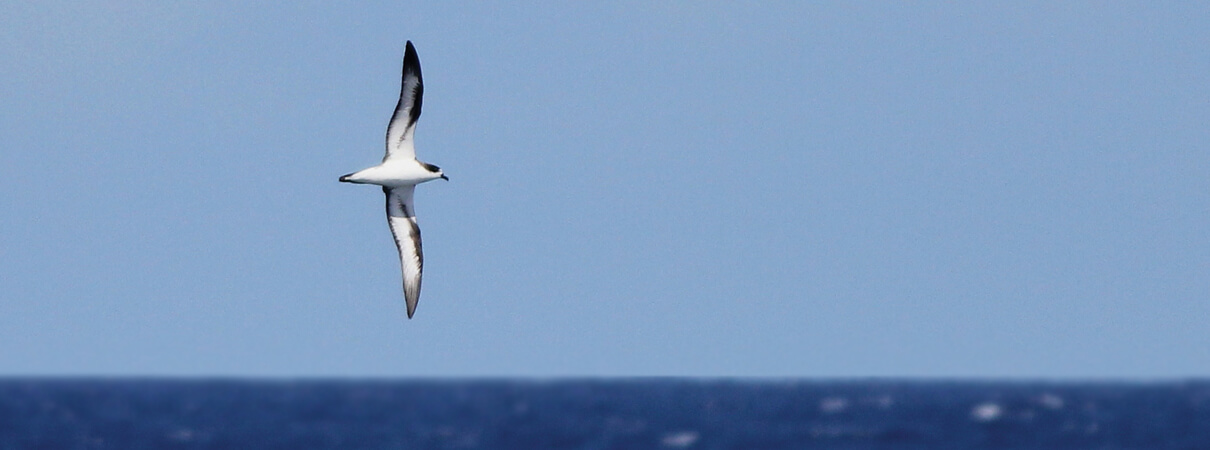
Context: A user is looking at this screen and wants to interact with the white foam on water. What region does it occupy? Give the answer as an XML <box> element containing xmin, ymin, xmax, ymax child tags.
<box><xmin>870</xmin><ymin>394</ymin><xmax>894</xmax><ymax>409</ymax></box>
<box><xmin>1038</xmin><ymin>393</ymin><xmax>1065</xmax><ymax>410</ymax></box>
<box><xmin>970</xmin><ymin>402</ymin><xmax>1003</xmax><ymax>422</ymax></box>
<box><xmin>820</xmin><ymin>397</ymin><xmax>849</xmax><ymax>414</ymax></box>
<box><xmin>167</xmin><ymin>429</ymin><xmax>194</xmax><ymax>442</ymax></box>
<box><xmin>660</xmin><ymin>431</ymin><xmax>700</xmax><ymax>448</ymax></box>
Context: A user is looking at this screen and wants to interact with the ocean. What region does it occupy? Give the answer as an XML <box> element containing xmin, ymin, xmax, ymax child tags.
<box><xmin>1</xmin><ymin>379</ymin><xmax>1207</xmax><ymax>449</ymax></box>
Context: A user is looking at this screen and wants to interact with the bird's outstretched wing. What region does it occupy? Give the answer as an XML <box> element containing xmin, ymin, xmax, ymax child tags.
<box><xmin>385</xmin><ymin>186</ymin><xmax>423</xmax><ymax>318</ymax></box>
<box><xmin>384</xmin><ymin>41</ymin><xmax>424</xmax><ymax>161</ymax></box>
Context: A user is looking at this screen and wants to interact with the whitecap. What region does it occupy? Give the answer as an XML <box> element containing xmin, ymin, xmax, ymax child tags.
<box><xmin>970</xmin><ymin>402</ymin><xmax>1002</xmax><ymax>422</ymax></box>
<box><xmin>1038</xmin><ymin>393</ymin><xmax>1064</xmax><ymax>409</ymax></box>
<box><xmin>661</xmin><ymin>430</ymin><xmax>700</xmax><ymax>448</ymax></box>
<box><xmin>819</xmin><ymin>397</ymin><xmax>849</xmax><ymax>414</ymax></box>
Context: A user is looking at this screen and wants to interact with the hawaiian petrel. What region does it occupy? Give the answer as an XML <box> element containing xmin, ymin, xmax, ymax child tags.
<box><xmin>340</xmin><ymin>41</ymin><xmax>447</xmax><ymax>318</ymax></box>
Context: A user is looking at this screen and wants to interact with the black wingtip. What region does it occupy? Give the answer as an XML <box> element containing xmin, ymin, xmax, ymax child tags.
<box><xmin>338</xmin><ymin>174</ymin><xmax>352</xmax><ymax>183</ymax></box>
<box><xmin>404</xmin><ymin>41</ymin><xmax>418</xmax><ymax>65</ymax></box>
<box><xmin>399</xmin><ymin>40</ymin><xmax>423</xmax><ymax>125</ymax></box>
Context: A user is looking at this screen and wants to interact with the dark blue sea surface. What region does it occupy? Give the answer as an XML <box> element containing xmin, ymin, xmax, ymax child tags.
<box><xmin>1</xmin><ymin>379</ymin><xmax>1207</xmax><ymax>449</ymax></box>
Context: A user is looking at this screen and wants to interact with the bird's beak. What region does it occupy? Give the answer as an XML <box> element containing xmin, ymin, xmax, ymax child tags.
<box><xmin>440</xmin><ymin>174</ymin><xmax>449</xmax><ymax>181</ymax></box>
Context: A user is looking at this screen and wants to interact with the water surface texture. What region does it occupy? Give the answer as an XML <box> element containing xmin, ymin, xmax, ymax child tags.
<box><xmin>1</xmin><ymin>379</ymin><xmax>1207</xmax><ymax>449</ymax></box>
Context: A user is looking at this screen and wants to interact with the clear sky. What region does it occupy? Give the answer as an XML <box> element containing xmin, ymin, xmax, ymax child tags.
<box><xmin>2</xmin><ymin>2</ymin><xmax>1207</xmax><ymax>378</ymax></box>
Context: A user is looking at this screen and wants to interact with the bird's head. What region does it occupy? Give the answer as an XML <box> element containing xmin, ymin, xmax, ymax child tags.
<box><xmin>422</xmin><ymin>162</ymin><xmax>448</xmax><ymax>181</ymax></box>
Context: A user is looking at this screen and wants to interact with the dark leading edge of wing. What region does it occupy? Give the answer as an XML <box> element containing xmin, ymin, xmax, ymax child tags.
<box><xmin>384</xmin><ymin>186</ymin><xmax>424</xmax><ymax>318</ymax></box>
<box><xmin>393</xmin><ymin>41</ymin><xmax>424</xmax><ymax>133</ymax></box>
<box><xmin>384</xmin><ymin>41</ymin><xmax>424</xmax><ymax>158</ymax></box>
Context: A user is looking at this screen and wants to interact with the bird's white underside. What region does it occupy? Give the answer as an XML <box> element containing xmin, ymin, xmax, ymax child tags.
<box><xmin>342</xmin><ymin>159</ymin><xmax>442</xmax><ymax>187</ymax></box>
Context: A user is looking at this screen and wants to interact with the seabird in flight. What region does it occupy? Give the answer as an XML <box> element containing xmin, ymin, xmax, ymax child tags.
<box><xmin>340</xmin><ymin>41</ymin><xmax>447</xmax><ymax>318</ymax></box>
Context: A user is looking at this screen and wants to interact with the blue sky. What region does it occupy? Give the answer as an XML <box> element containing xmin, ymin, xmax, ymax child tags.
<box><xmin>1</xmin><ymin>2</ymin><xmax>1207</xmax><ymax>378</ymax></box>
